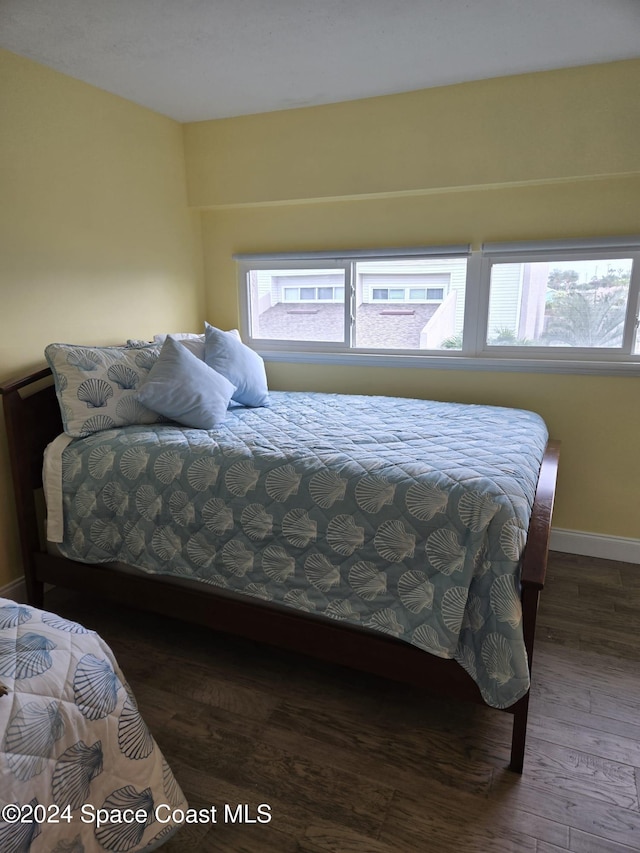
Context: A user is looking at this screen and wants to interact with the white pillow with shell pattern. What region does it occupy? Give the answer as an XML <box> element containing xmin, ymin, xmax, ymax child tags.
<box><xmin>45</xmin><ymin>342</ymin><xmax>164</xmax><ymax>437</ymax></box>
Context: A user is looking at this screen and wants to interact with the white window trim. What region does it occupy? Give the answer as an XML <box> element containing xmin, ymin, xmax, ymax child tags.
<box><xmin>235</xmin><ymin>238</ymin><xmax>640</xmax><ymax>376</ymax></box>
<box><xmin>478</xmin><ymin>241</ymin><xmax>640</xmax><ymax>360</ymax></box>
<box><xmin>255</xmin><ymin>349</ymin><xmax>640</xmax><ymax>375</ymax></box>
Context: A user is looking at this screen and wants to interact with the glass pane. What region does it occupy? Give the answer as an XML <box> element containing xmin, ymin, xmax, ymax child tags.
<box><xmin>317</xmin><ymin>287</ymin><xmax>333</xmax><ymax>300</ymax></box>
<box><xmin>487</xmin><ymin>259</ymin><xmax>633</xmax><ymax>348</ymax></box>
<box><xmin>353</xmin><ymin>258</ymin><xmax>467</xmax><ymax>350</ymax></box>
<box><xmin>426</xmin><ymin>288</ymin><xmax>444</xmax><ymax>301</ymax></box>
<box><xmin>248</xmin><ymin>268</ymin><xmax>345</xmax><ymax>342</ymax></box>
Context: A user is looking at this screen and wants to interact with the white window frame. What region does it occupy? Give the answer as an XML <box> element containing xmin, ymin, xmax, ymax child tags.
<box><xmin>239</xmin><ymin>258</ymin><xmax>353</xmax><ymax>353</ymax></box>
<box><xmin>477</xmin><ymin>238</ymin><xmax>640</xmax><ymax>364</ymax></box>
<box><xmin>235</xmin><ymin>237</ymin><xmax>640</xmax><ymax>375</ymax></box>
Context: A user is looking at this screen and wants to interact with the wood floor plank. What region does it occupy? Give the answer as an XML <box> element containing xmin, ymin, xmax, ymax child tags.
<box><xmin>380</xmin><ymin>788</ymin><xmax>539</xmax><ymax>853</ymax></box>
<box><xmin>526</xmin><ymin>716</ymin><xmax>640</xmax><ymax>768</ymax></box>
<box><xmin>493</xmin><ymin>776</ymin><xmax>640</xmax><ymax>850</ymax></box>
<box><xmin>618</xmin><ymin>567</ymin><xmax>640</xmax><ymax>590</ymax></box>
<box><xmin>535</xmin><ymin>622</ymin><xmax>584</xmax><ymax>648</ymax></box>
<box><xmin>159</xmin><ymin>819</ymin><xmax>213</xmax><ymax>852</ymax></box>
<box><xmin>156</xmin><ymin>760</ymin><xmax>314</xmax><ymax>840</ymax></box>
<box><xmin>299</xmin><ymin>823</ymin><xmax>398</xmax><ymax>853</ymax></box>
<box><xmin>569</xmin><ymin>827</ymin><xmax>640</xmax><ymax>853</ymax></box>
<box><xmin>166</xmin><ymin>758</ymin><xmax>391</xmax><ymax>852</ymax></box>
<box><xmin>542</xmin><ymin>578</ymin><xmax>580</xmax><ymax>598</ymax></box>
<box><xmin>536</xmin><ymin>612</ymin><xmax>640</xmax><ymax>656</ymax></box>
<box><xmin>267</xmin><ymin>697</ymin><xmax>495</xmax><ymax>794</ymax></box>
<box><xmin>531</xmin><ymin>697</ymin><xmax>640</xmax><ymax>751</ymax></box>
<box><xmin>580</xmin><ymin>585</ymin><xmax>640</xmax><ymax>607</ymax></box>
<box><xmin>159</xmin><ymin>710</ymin><xmax>395</xmax><ymax>837</ymax></box>
<box><xmin>131</xmin><ymin>681</ymin><xmax>268</xmax><ymax>746</ymax></box>
<box><xmin>533</xmin><ymin>643</ymin><xmax>640</xmax><ymax>704</ymax></box>
<box><xmin>579</xmin><ymin>632</ymin><xmax>640</xmax><ymax>660</ymax></box>
<box><xmin>613</xmin><ymin>601</ymin><xmax>640</xmax><ymax>625</ymax></box>
<box><xmin>129</xmin><ymin>654</ymin><xmax>280</xmax><ymax>721</ymax></box>
<box><xmin>529</xmin><ymin>718</ymin><xmax>640</xmax><ymax>767</ymax></box>
<box><xmin>587</xmin><ymin>691</ymin><xmax>640</xmax><ymax>731</ymax></box>
<box><xmin>544</xmin><ymin>554</ymin><xmax>623</xmax><ymax>587</ymax></box>
<box><xmin>540</xmin><ymin>597</ymin><xmax>617</xmax><ymax>618</ymax></box>
<box><xmin>529</xmin><ymin>678</ymin><xmax>591</xmax><ymax>713</ymax></box>
<box><xmin>518</xmin><ymin>736</ymin><xmax>639</xmax><ymax>810</ymax></box>
<box><xmin>198</xmin><ymin>823</ymin><xmax>300</xmax><ymax>853</ymax></box>
<box><xmin>265</xmin><ymin>706</ymin><xmax>496</xmax><ymax>804</ymax></box>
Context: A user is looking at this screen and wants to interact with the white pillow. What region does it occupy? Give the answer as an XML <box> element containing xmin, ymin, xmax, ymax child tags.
<box><xmin>152</xmin><ymin>329</ymin><xmax>241</xmax><ymax>361</ymax></box>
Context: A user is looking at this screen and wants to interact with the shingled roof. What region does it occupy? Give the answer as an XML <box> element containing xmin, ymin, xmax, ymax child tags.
<box><xmin>256</xmin><ymin>303</ymin><xmax>439</xmax><ymax>349</ymax></box>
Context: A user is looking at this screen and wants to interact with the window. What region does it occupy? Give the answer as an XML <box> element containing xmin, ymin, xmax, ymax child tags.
<box><xmin>484</xmin><ymin>257</ymin><xmax>634</xmax><ymax>348</ymax></box>
<box><xmin>239</xmin><ymin>249</ymin><xmax>468</xmax><ymax>352</ymax></box>
<box><xmin>236</xmin><ymin>237</ymin><xmax>640</xmax><ymax>374</ymax></box>
<box><xmin>246</xmin><ymin>266</ymin><xmax>347</xmax><ymax>342</ymax></box>
<box><xmin>478</xmin><ymin>240</ymin><xmax>640</xmax><ymax>364</ymax></box>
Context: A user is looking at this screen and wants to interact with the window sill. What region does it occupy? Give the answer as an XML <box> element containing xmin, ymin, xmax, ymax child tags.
<box><xmin>258</xmin><ymin>348</ymin><xmax>640</xmax><ymax>376</ymax></box>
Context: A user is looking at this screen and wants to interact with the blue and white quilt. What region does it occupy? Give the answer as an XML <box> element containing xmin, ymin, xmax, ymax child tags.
<box><xmin>48</xmin><ymin>391</ymin><xmax>549</xmax><ymax>709</ymax></box>
<box><xmin>0</xmin><ymin>598</ymin><xmax>187</xmax><ymax>852</ymax></box>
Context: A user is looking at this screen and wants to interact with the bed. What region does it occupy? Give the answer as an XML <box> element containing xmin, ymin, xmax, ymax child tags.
<box><xmin>0</xmin><ymin>343</ymin><xmax>559</xmax><ymax>774</ymax></box>
<box><xmin>0</xmin><ymin>596</ymin><xmax>187</xmax><ymax>852</ymax></box>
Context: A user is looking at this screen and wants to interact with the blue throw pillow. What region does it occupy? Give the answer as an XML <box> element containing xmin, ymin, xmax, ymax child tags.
<box><xmin>204</xmin><ymin>323</ymin><xmax>269</xmax><ymax>407</ymax></box>
<box><xmin>136</xmin><ymin>336</ymin><xmax>236</xmax><ymax>429</ymax></box>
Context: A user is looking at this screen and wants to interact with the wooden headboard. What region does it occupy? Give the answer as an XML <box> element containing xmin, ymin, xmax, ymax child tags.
<box><xmin>1</xmin><ymin>367</ymin><xmax>61</xmax><ymax>601</ymax></box>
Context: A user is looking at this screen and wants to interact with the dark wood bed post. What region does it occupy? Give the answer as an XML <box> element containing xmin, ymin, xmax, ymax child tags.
<box><xmin>509</xmin><ymin>439</ymin><xmax>560</xmax><ymax>772</ymax></box>
<box><xmin>1</xmin><ymin>367</ymin><xmax>56</xmax><ymax>608</ymax></box>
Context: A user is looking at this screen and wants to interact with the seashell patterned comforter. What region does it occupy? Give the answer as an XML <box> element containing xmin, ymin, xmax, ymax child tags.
<box><xmin>0</xmin><ymin>598</ymin><xmax>187</xmax><ymax>852</ymax></box>
<box><xmin>49</xmin><ymin>391</ymin><xmax>549</xmax><ymax>709</ymax></box>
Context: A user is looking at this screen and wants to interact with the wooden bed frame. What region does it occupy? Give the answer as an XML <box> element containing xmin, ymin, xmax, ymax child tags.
<box><xmin>1</xmin><ymin>366</ymin><xmax>560</xmax><ymax>773</ymax></box>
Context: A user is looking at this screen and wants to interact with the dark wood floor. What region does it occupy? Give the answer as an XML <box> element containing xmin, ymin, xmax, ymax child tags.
<box><xmin>45</xmin><ymin>551</ymin><xmax>640</xmax><ymax>853</ymax></box>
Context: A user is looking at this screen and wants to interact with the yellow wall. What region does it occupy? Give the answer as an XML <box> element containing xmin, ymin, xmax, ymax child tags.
<box><xmin>0</xmin><ymin>49</ymin><xmax>203</xmax><ymax>586</ymax></box>
<box><xmin>184</xmin><ymin>60</ymin><xmax>640</xmax><ymax>208</ymax></box>
<box><xmin>185</xmin><ymin>60</ymin><xmax>640</xmax><ymax>542</ymax></box>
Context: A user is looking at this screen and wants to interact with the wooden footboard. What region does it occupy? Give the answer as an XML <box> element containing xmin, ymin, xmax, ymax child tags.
<box><xmin>1</xmin><ymin>367</ymin><xmax>560</xmax><ymax>772</ymax></box>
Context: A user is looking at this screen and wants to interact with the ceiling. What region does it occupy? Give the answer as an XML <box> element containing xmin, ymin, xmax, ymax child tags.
<box><xmin>2</xmin><ymin>0</ymin><xmax>640</xmax><ymax>123</ymax></box>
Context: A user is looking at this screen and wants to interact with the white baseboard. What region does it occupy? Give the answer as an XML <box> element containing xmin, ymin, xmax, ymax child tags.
<box><xmin>550</xmin><ymin>528</ymin><xmax>640</xmax><ymax>565</ymax></box>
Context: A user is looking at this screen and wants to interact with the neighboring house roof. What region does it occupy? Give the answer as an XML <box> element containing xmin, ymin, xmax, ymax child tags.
<box><xmin>256</xmin><ymin>303</ymin><xmax>439</xmax><ymax>349</ymax></box>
